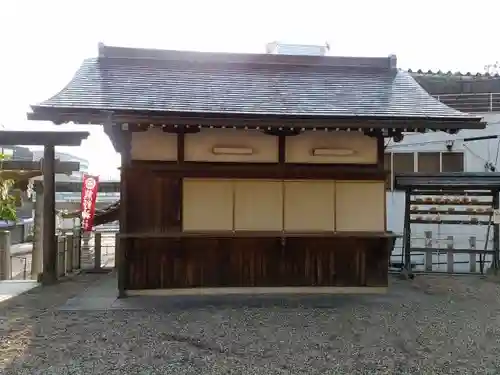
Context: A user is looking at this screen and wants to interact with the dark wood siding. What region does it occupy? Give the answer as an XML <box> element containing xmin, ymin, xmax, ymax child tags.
<box><xmin>125</xmin><ymin>168</ymin><xmax>181</xmax><ymax>232</ymax></box>
<box><xmin>122</xmin><ymin>162</ymin><xmax>391</xmax><ymax>290</ymax></box>
<box><xmin>125</xmin><ymin>236</ymin><xmax>390</xmax><ymax>289</ymax></box>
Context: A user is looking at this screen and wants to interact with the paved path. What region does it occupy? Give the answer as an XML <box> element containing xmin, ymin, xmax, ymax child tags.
<box><xmin>0</xmin><ymin>280</ymin><xmax>38</xmax><ymax>304</ymax></box>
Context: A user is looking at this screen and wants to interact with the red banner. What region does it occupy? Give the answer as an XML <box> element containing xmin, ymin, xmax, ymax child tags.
<box><xmin>80</xmin><ymin>175</ymin><xmax>99</xmax><ymax>232</ymax></box>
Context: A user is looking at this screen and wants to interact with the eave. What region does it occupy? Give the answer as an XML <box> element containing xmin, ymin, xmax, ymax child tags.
<box><xmin>27</xmin><ymin>107</ymin><xmax>486</xmax><ymax>132</ymax></box>
<box><xmin>0</xmin><ymin>160</ymin><xmax>80</xmax><ymax>174</ymax></box>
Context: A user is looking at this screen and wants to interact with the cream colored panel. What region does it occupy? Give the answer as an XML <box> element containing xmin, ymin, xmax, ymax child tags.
<box><xmin>335</xmin><ymin>181</ymin><xmax>385</xmax><ymax>231</ymax></box>
<box><xmin>234</xmin><ymin>180</ymin><xmax>283</xmax><ymax>231</ymax></box>
<box><xmin>131</xmin><ymin>128</ymin><xmax>177</xmax><ymax>161</ymax></box>
<box><xmin>183</xmin><ymin>179</ymin><xmax>233</xmax><ymax>231</ymax></box>
<box><xmin>185</xmin><ymin>129</ymin><xmax>278</xmax><ymax>163</ymax></box>
<box><xmin>286</xmin><ymin>132</ymin><xmax>377</xmax><ymax>164</ymax></box>
<box><xmin>284</xmin><ymin>181</ymin><xmax>335</xmax><ymax>231</ymax></box>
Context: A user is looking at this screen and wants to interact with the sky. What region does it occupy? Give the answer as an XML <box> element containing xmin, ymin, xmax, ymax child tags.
<box><xmin>1</xmin><ymin>0</ymin><xmax>499</xmax><ymax>178</ymax></box>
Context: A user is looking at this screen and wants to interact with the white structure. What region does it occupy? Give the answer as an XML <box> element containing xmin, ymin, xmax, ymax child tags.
<box><xmin>386</xmin><ymin>109</ymin><xmax>500</xmax><ymax>272</ymax></box>
<box><xmin>265</xmin><ymin>41</ymin><xmax>330</xmax><ymax>56</ymax></box>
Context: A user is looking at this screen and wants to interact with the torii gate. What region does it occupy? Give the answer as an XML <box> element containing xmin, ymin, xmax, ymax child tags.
<box><xmin>0</xmin><ymin>130</ymin><xmax>89</xmax><ymax>284</ymax></box>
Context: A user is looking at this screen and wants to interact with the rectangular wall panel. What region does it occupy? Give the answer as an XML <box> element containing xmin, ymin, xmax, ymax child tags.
<box><xmin>131</xmin><ymin>128</ymin><xmax>177</xmax><ymax>161</ymax></box>
<box><xmin>285</xmin><ymin>131</ymin><xmax>377</xmax><ymax>164</ymax></box>
<box><xmin>284</xmin><ymin>180</ymin><xmax>335</xmax><ymax>231</ymax></box>
<box><xmin>185</xmin><ymin>129</ymin><xmax>278</xmax><ymax>163</ymax></box>
<box><xmin>335</xmin><ymin>181</ymin><xmax>385</xmax><ymax>231</ymax></box>
<box><xmin>183</xmin><ymin>179</ymin><xmax>234</xmax><ymax>231</ymax></box>
<box><xmin>234</xmin><ymin>180</ymin><xmax>283</xmax><ymax>231</ymax></box>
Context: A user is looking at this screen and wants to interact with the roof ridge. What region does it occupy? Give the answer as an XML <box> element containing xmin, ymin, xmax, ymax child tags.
<box><xmin>408</xmin><ymin>69</ymin><xmax>500</xmax><ymax>78</ymax></box>
<box><xmin>96</xmin><ymin>42</ymin><xmax>396</xmax><ymax>70</ymax></box>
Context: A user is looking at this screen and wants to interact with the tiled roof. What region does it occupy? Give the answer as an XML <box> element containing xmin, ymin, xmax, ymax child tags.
<box><xmin>408</xmin><ymin>69</ymin><xmax>500</xmax><ymax>78</ymax></box>
<box><xmin>409</xmin><ymin>69</ymin><xmax>500</xmax><ymax>96</ymax></box>
<box><xmin>31</xmin><ymin>44</ymin><xmax>479</xmax><ymax>121</ymax></box>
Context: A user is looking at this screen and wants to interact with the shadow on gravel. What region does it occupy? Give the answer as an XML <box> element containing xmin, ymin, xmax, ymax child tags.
<box><xmin>115</xmin><ymin>291</ymin><xmax>402</xmax><ymax>312</ymax></box>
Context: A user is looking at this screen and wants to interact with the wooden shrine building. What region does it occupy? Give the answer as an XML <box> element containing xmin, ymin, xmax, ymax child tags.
<box><xmin>27</xmin><ymin>44</ymin><xmax>484</xmax><ymax>296</ymax></box>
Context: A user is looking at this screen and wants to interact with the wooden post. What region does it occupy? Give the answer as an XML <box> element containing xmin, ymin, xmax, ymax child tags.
<box><xmin>469</xmin><ymin>236</ymin><xmax>477</xmax><ymax>273</ymax></box>
<box><xmin>446</xmin><ymin>235</ymin><xmax>454</xmax><ymax>273</ymax></box>
<box><xmin>32</xmin><ymin>184</ymin><xmax>43</xmax><ymax>280</ymax></box>
<box><xmin>492</xmin><ymin>191</ymin><xmax>499</xmax><ymax>271</ymax></box>
<box><xmin>76</xmin><ymin>228</ymin><xmax>82</xmax><ymax>269</ymax></box>
<box><xmin>66</xmin><ymin>234</ymin><xmax>74</xmax><ymax>274</ymax></box>
<box><xmin>72</xmin><ymin>229</ymin><xmax>80</xmax><ymax>270</ymax></box>
<box><xmin>402</xmin><ymin>188</ymin><xmax>412</xmax><ymax>271</ymax></box>
<box><xmin>114</xmin><ymin>233</ymin><xmax>119</xmax><ymax>270</ymax></box>
<box><xmin>81</xmin><ymin>232</ymin><xmax>91</xmax><ymax>269</ymax></box>
<box><xmin>57</xmin><ymin>235</ymin><xmax>66</xmax><ymax>278</ymax></box>
<box><xmin>424</xmin><ymin>230</ymin><xmax>433</xmax><ymax>272</ymax></box>
<box><xmin>94</xmin><ymin>232</ymin><xmax>102</xmax><ymax>270</ymax></box>
<box><xmin>0</xmin><ymin>231</ymin><xmax>11</xmax><ymax>280</ymax></box>
<box><xmin>118</xmin><ymin>127</ymin><xmax>131</xmax><ymax>298</ymax></box>
<box><xmin>41</xmin><ymin>144</ymin><xmax>57</xmax><ymax>284</ymax></box>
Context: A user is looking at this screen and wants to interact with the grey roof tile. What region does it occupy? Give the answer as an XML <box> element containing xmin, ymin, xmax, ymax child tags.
<box><xmin>34</xmin><ymin>46</ymin><xmax>479</xmax><ymax>120</ymax></box>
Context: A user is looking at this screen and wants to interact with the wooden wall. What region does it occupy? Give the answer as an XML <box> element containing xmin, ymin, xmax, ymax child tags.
<box><xmin>122</xmin><ymin>166</ymin><xmax>391</xmax><ymax>290</ymax></box>
<box><xmin>125</xmin><ymin>168</ymin><xmax>181</xmax><ymax>232</ymax></box>
<box><xmin>121</xmin><ymin>127</ymin><xmax>389</xmax><ymax>291</ymax></box>
<box><xmin>126</xmin><ymin>237</ymin><xmax>390</xmax><ymax>289</ymax></box>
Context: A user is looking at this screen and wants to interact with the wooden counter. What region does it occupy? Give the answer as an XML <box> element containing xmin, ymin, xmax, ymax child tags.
<box><xmin>119</xmin><ymin>231</ymin><xmax>399</xmax><ymax>239</ymax></box>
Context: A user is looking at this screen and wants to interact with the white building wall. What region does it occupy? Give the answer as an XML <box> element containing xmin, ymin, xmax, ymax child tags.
<box><xmin>386</xmin><ymin>113</ymin><xmax>500</xmax><ymax>272</ymax></box>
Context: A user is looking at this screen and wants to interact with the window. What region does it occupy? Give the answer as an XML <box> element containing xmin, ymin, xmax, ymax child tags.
<box><xmin>387</xmin><ymin>153</ymin><xmax>415</xmax><ymax>190</ymax></box>
<box><xmin>393</xmin><ymin>153</ymin><xmax>415</xmax><ymax>174</ymax></box>
<box><xmin>384</xmin><ymin>151</ymin><xmax>464</xmax><ymax>190</ymax></box>
<box><xmin>442</xmin><ymin>152</ymin><xmax>464</xmax><ymax>172</ymax></box>
<box><xmin>417</xmin><ymin>152</ymin><xmax>440</xmax><ymax>173</ymax></box>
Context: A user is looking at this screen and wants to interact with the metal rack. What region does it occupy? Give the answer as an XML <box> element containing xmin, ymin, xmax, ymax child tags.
<box><xmin>394</xmin><ymin>172</ymin><xmax>500</xmax><ymax>275</ymax></box>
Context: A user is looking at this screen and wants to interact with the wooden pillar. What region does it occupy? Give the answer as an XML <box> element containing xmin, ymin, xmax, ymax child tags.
<box><xmin>493</xmin><ymin>190</ymin><xmax>499</xmax><ymax>271</ymax></box>
<box><xmin>376</xmin><ymin>134</ymin><xmax>385</xmax><ymax>169</ymax></box>
<box><xmin>402</xmin><ymin>188</ymin><xmax>412</xmax><ymax>271</ymax></box>
<box><xmin>32</xmin><ymin>184</ymin><xmax>43</xmax><ymax>280</ymax></box>
<box><xmin>0</xmin><ymin>230</ymin><xmax>11</xmax><ymax>280</ymax></box>
<box><xmin>41</xmin><ymin>144</ymin><xmax>57</xmax><ymax>284</ymax></box>
<box><xmin>94</xmin><ymin>232</ymin><xmax>102</xmax><ymax>270</ymax></box>
<box><xmin>118</xmin><ymin>128</ymin><xmax>131</xmax><ymax>298</ymax></box>
<box><xmin>65</xmin><ymin>234</ymin><xmax>74</xmax><ymax>274</ymax></box>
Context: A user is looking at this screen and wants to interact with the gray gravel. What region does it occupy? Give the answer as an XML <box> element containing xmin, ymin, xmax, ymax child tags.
<box><xmin>2</xmin><ymin>274</ymin><xmax>500</xmax><ymax>374</ymax></box>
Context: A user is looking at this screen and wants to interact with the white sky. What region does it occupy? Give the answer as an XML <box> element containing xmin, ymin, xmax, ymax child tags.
<box><xmin>1</xmin><ymin>0</ymin><xmax>499</xmax><ymax>178</ymax></box>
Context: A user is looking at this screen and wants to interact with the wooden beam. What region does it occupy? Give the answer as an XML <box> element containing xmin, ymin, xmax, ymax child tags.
<box><xmin>129</xmin><ymin>161</ymin><xmax>387</xmax><ymax>181</ymax></box>
<box><xmin>126</xmin><ymin>286</ymin><xmax>388</xmax><ymax>297</ymax></box>
<box><xmin>33</xmin><ymin>180</ymin><xmax>120</xmax><ymax>193</ymax></box>
<box><xmin>1</xmin><ymin>160</ymin><xmax>80</xmax><ymax>174</ymax></box>
<box><xmin>41</xmin><ymin>145</ymin><xmax>57</xmax><ymax>284</ymax></box>
<box><xmin>0</xmin><ymin>130</ymin><xmax>89</xmax><ymax>146</ymax></box>
<box><xmin>278</xmin><ymin>134</ymin><xmax>286</xmax><ymax>164</ymax></box>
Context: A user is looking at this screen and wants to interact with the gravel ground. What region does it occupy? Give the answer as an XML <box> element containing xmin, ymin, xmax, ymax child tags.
<box><xmin>1</xmin><ymin>274</ymin><xmax>500</xmax><ymax>374</ymax></box>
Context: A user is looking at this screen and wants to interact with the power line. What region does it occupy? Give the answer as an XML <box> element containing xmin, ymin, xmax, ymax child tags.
<box><xmin>386</xmin><ymin>124</ymin><xmax>500</xmax><ymax>150</ymax></box>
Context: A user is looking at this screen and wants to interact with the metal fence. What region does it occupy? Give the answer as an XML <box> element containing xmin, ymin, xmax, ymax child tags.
<box><xmin>8</xmin><ymin>229</ymin><xmax>117</xmax><ymax>281</ymax></box>
<box><xmin>390</xmin><ymin>232</ymin><xmax>493</xmax><ymax>274</ymax></box>
<box><xmin>433</xmin><ymin>93</ymin><xmax>500</xmax><ymax>113</ymax></box>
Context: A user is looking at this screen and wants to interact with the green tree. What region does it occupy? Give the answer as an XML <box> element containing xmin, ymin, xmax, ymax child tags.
<box><xmin>0</xmin><ymin>152</ymin><xmax>17</xmax><ymax>221</ymax></box>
